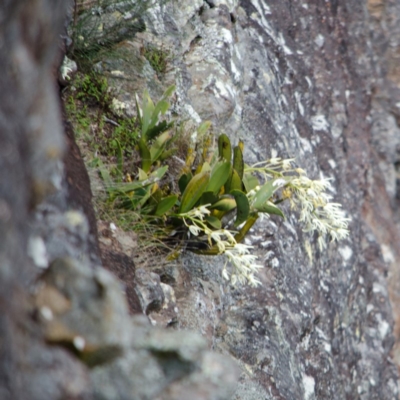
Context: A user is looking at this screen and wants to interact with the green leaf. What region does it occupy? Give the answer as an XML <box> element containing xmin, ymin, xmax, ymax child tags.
<box><xmin>252</xmin><ymin>178</ymin><xmax>283</xmax><ymax>209</ymax></box>
<box><xmin>233</xmin><ymin>146</ymin><xmax>244</xmax><ymax>180</ymax></box>
<box><xmin>201</xmin><ymin>162</ymin><xmax>211</xmax><ymax>173</ymax></box>
<box><xmin>137</xmin><ymin>186</ymin><xmax>153</xmax><ymax>208</ymax></box>
<box><xmin>178</xmin><ymin>172</ymin><xmax>193</xmax><ymax>194</ymax></box>
<box><xmin>179</xmin><ymin>170</ymin><xmax>210</xmax><ymax>213</ymax></box>
<box><xmin>145</xmin><ymin>121</ymin><xmax>174</xmax><ymax>142</ymax></box>
<box><xmin>205</xmin><ymin>215</ymin><xmax>222</xmax><ymax>230</ymax></box>
<box><xmin>161</xmin><ymin>84</ymin><xmax>176</xmax><ymax>100</ymax></box>
<box><xmin>231</xmin><ymin>189</ymin><xmax>250</xmax><ymax>227</ymax></box>
<box><xmin>197</xmin><ymin>121</ymin><xmax>211</xmax><ymax>138</ymax></box>
<box><xmin>198</xmin><ymin>191</ymin><xmax>218</xmax><ymax>206</ymax></box>
<box><xmin>148</xmin><ymin>188</ymin><xmax>163</xmax><ymax>206</ymax></box>
<box><xmin>155</xmin><ymin>195</ymin><xmax>178</xmax><ymax>216</ymax></box>
<box><xmin>149</xmin><ymin>99</ymin><xmax>169</xmax><ymax>132</ymax></box>
<box><xmin>159</xmin><ymin>147</ymin><xmax>177</xmax><ymax>161</ymax></box>
<box><xmin>150</xmin><ymin>165</ymin><xmax>168</xmax><ymax>180</ymax></box>
<box><xmin>234</xmin><ymin>213</ymin><xmax>259</xmax><ymax>243</ymax></box>
<box><xmin>138</xmin><ymin>138</ymin><xmax>151</xmax><ymax>172</ymax></box>
<box><xmin>141</xmin><ymin>85</ymin><xmax>175</xmax><ymax>141</ymax></box>
<box><xmin>150</xmin><ymin>130</ymin><xmax>172</xmax><ymax>163</ymax></box>
<box><xmin>225</xmin><ymin>168</ymin><xmax>242</xmax><ymax>193</ymax></box>
<box><xmin>206</xmin><ymin>161</ymin><xmax>231</xmax><ymax>195</ymax></box>
<box><xmin>111</xmin><ymin>179</ymin><xmax>152</xmax><ymax>195</ymax></box>
<box><xmin>210</xmin><ymin>197</ymin><xmax>236</xmax><ymax>212</ymax></box>
<box><xmin>141</xmin><ymin>90</ymin><xmax>155</xmax><ymax>136</ymax></box>
<box><xmin>96</xmin><ymin>159</ymin><xmax>112</xmax><ymax>189</ymax></box>
<box><xmin>218</xmin><ymin>134</ymin><xmax>231</xmax><ymax>161</ymax></box>
<box><xmin>243</xmin><ymin>172</ymin><xmax>259</xmax><ymax>193</ymax></box>
<box><xmin>254</xmin><ymin>202</ymin><xmax>285</xmax><ymax>218</ymax></box>
<box><xmin>138</xmin><ymin>168</ymin><xmax>148</xmax><ymax>181</ymax></box>
<box><xmin>135</xmin><ymin>93</ymin><xmax>142</xmax><ymax>125</ymax></box>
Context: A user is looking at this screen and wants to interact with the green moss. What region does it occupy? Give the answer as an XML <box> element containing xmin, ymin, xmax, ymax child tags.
<box><xmin>143</xmin><ymin>45</ymin><xmax>170</xmax><ymax>77</ymax></box>
<box><xmin>63</xmin><ymin>71</ymin><xmax>140</xmax><ymax>170</ymax></box>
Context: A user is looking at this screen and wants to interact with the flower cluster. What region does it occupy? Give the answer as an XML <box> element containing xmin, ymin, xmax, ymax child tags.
<box><xmin>178</xmin><ymin>205</ymin><xmax>263</xmax><ymax>287</ymax></box>
<box><xmin>245</xmin><ymin>157</ymin><xmax>350</xmax><ymax>251</ymax></box>
<box><xmin>287</xmin><ymin>175</ymin><xmax>350</xmax><ymax>250</ymax></box>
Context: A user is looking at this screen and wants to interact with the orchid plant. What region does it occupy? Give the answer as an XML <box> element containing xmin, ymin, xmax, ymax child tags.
<box><xmin>101</xmin><ymin>87</ymin><xmax>350</xmax><ymax>287</ymax></box>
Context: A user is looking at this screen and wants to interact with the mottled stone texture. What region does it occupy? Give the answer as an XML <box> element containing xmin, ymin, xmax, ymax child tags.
<box><xmin>122</xmin><ymin>0</ymin><xmax>400</xmax><ymax>398</ymax></box>
<box><xmin>2</xmin><ymin>0</ymin><xmax>400</xmax><ymax>399</ymax></box>
<box><xmin>0</xmin><ymin>1</ymin><xmax>238</xmax><ymax>400</ymax></box>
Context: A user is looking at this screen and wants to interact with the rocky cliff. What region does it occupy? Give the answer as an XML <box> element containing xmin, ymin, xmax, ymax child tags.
<box><xmin>1</xmin><ymin>0</ymin><xmax>400</xmax><ymax>399</ymax></box>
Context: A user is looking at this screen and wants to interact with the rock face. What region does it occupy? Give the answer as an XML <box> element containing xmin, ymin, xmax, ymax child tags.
<box><xmin>102</xmin><ymin>0</ymin><xmax>400</xmax><ymax>398</ymax></box>
<box><xmin>2</xmin><ymin>1</ymin><xmax>400</xmax><ymax>400</ymax></box>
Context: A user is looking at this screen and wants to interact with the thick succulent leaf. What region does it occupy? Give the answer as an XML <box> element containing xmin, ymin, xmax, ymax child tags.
<box><xmin>225</xmin><ymin>168</ymin><xmax>242</xmax><ymax>193</ymax></box>
<box><xmin>234</xmin><ymin>213</ymin><xmax>259</xmax><ymax>243</ymax></box>
<box><xmin>243</xmin><ymin>172</ymin><xmax>259</xmax><ymax>193</ymax></box>
<box><xmin>178</xmin><ymin>172</ymin><xmax>193</xmax><ymax>194</ymax></box>
<box><xmin>231</xmin><ymin>189</ymin><xmax>250</xmax><ymax>227</ymax></box>
<box><xmin>206</xmin><ymin>161</ymin><xmax>231</xmax><ymax>194</ymax></box>
<box><xmin>210</xmin><ymin>197</ymin><xmax>236</xmax><ymax>212</ymax></box>
<box><xmin>255</xmin><ymin>202</ymin><xmax>285</xmax><ymax>218</ymax></box>
<box><xmin>201</xmin><ymin>162</ymin><xmax>211</xmax><ymax>173</ymax></box>
<box><xmin>179</xmin><ymin>170</ymin><xmax>210</xmax><ymax>213</ymax></box>
<box><xmin>205</xmin><ymin>215</ymin><xmax>222</xmax><ymax>230</ymax></box>
<box><xmin>233</xmin><ymin>146</ymin><xmax>244</xmax><ymax>179</ymax></box>
<box><xmin>138</xmin><ymin>138</ymin><xmax>151</xmax><ymax>172</ymax></box>
<box><xmin>138</xmin><ymin>168</ymin><xmax>148</xmax><ymax>181</ymax></box>
<box><xmin>155</xmin><ymin>195</ymin><xmax>178</xmax><ymax>216</ymax></box>
<box><xmin>252</xmin><ymin>178</ymin><xmax>284</xmax><ymax>209</ymax></box>
<box><xmin>198</xmin><ymin>191</ymin><xmax>218</xmax><ymax>206</ymax></box>
<box><xmin>218</xmin><ymin>134</ymin><xmax>231</xmax><ymax>161</ymax></box>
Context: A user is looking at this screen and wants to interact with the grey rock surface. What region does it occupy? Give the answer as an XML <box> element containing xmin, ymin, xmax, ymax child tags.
<box><xmin>92</xmin><ymin>0</ymin><xmax>400</xmax><ymax>398</ymax></box>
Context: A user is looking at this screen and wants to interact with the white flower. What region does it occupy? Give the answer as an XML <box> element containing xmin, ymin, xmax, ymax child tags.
<box><xmin>247</xmin><ymin>274</ymin><xmax>262</xmax><ymax>287</ymax></box>
<box><xmin>282</xmin><ymin>159</ymin><xmax>294</xmax><ymax>170</ymax></box>
<box><xmin>224</xmin><ymin>246</ymin><xmax>263</xmax><ymax>286</ymax></box>
<box><xmin>199</xmin><ymin>205</ymin><xmax>211</xmax><ymax>215</ymax></box>
<box><xmin>188</xmin><ymin>224</ymin><xmax>201</xmax><ymax>236</ymax></box>
<box><xmin>188</xmin><ymin>204</ymin><xmax>211</xmax><ymax>220</ymax></box>
<box><xmin>222</xmin><ymin>229</ymin><xmax>236</xmax><ymax>244</ymax></box>
<box><xmin>273</xmin><ymin>178</ymin><xmax>286</xmax><ymax>187</ymax></box>
<box><xmin>222</xmin><ymin>268</ymin><xmax>230</xmax><ymax>281</ymax></box>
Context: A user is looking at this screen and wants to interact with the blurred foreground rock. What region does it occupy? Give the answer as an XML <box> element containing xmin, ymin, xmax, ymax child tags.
<box><xmin>0</xmin><ymin>1</ymin><xmax>239</xmax><ymax>399</ymax></box>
